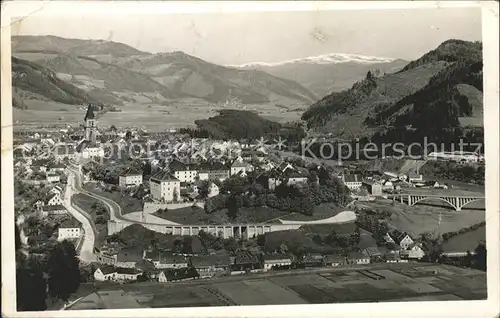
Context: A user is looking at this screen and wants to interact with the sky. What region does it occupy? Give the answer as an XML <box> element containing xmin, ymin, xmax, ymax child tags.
<box><xmin>12</xmin><ymin>7</ymin><xmax>482</xmax><ymax>65</ymax></box>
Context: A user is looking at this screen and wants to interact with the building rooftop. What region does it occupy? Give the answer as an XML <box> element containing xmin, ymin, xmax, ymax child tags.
<box><xmin>120</xmin><ymin>167</ymin><xmax>142</xmax><ymax>177</ymax></box>
<box><xmin>150</xmin><ymin>170</ymin><xmax>179</xmax><ymax>182</ymax></box>
<box><xmin>116</xmin><ymin>248</ymin><xmax>144</xmax><ymax>263</ymax></box>
<box><xmin>84</xmin><ymin>104</ymin><xmax>96</xmax><ymax>120</ymax></box>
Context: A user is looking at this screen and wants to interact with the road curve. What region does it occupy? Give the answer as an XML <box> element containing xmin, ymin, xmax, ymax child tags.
<box><xmin>63</xmin><ymin>174</ymin><xmax>96</xmax><ymax>262</ymax></box>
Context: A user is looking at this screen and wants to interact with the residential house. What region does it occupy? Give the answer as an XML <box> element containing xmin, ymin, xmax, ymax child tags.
<box><xmin>382</xmin><ymin>180</ymin><xmax>394</xmax><ymax>191</ymax></box>
<box><xmin>262</xmin><ymin>254</ymin><xmax>293</xmax><ymax>271</ymax></box>
<box><xmin>45</xmin><ymin>192</ymin><xmax>63</xmax><ymax>206</ymax></box>
<box><xmin>347</xmin><ymin>251</ymin><xmax>370</xmax><ymax>265</ymax></box>
<box><xmin>116</xmin><ymin>248</ymin><xmax>145</xmax><ymax>268</ymax></box>
<box><xmin>362</xmin><ymin>180</ymin><xmax>383</xmax><ymax>196</ymax></box>
<box><xmin>383</xmin><ymin>233</ymin><xmax>395</xmax><ymax>244</ymax></box>
<box><xmin>93</xmin><ymin>266</ymin><xmax>116</xmax><ymax>281</ymax></box>
<box><xmin>149</xmin><ymin>170</ymin><xmax>181</xmax><ymax>202</ymax></box>
<box><xmin>342</xmin><ymin>174</ymin><xmax>363</xmax><ymax>191</ymax></box>
<box><xmin>278</xmin><ymin>162</ymin><xmax>294</xmax><ymax>173</ymax></box>
<box><xmin>303</xmin><ymin>253</ymin><xmax>324</xmax><ymax>267</ymax></box>
<box><xmin>323</xmin><ymin>254</ymin><xmax>346</xmax><ymax>267</ymax></box>
<box><xmin>48</xmin><ymin>162</ymin><xmax>66</xmax><ymax>173</ymax></box>
<box><xmin>241</xmin><ymin>149</ymin><xmax>266</xmax><ymax>162</ymax></box>
<box><xmin>395</xmin><ymin>233</ymin><xmax>415</xmax><ymax>250</ymax></box>
<box><xmin>119</xmin><ymin>168</ymin><xmax>143</xmax><ymax>188</ymax></box>
<box><xmin>40</xmin><ymin>205</ymin><xmax>67</xmax><ymax>217</ymax></box>
<box><xmin>231</xmin><ymin>161</ymin><xmax>251</xmax><ymax>176</ymax></box>
<box><xmin>283</xmin><ymin>170</ymin><xmax>309</xmax><ymax>186</ymax></box>
<box><xmin>32</xmin><ymin>159</ymin><xmax>49</xmax><ymax>172</ymax></box>
<box><xmin>155</xmin><ymin>253</ymin><xmax>189</xmax><ymax>269</ymax></box>
<box><xmin>169</xmin><ymin>159</ymin><xmax>198</xmax><ymax>183</ymax></box>
<box><xmin>46</xmin><ymin>172</ymin><xmax>61</xmax><ymax>184</ymax></box>
<box><xmin>94</xmin><ymin>266</ymin><xmax>142</xmax><ymax>282</ymax></box>
<box><xmin>362</xmin><ymin>247</ymin><xmax>383</xmax><ymax>261</ymax></box>
<box><xmin>49</xmin><ymin>185</ymin><xmax>63</xmax><ymax>196</ymax></box>
<box><xmin>197</xmin><ymin>162</ymin><xmax>230</xmax><ymax>181</ymax></box>
<box><xmin>406</xmin><ymin>243</ymin><xmax>425</xmax><ymax>260</ymax></box>
<box><xmin>57</xmin><ymin>218</ymin><xmax>82</xmax><ymax>241</ymax></box>
<box><xmin>232</xmin><ymin>250</ymin><xmax>261</xmax><ymax>271</ymax></box>
<box><xmin>408</xmin><ymin>172</ymin><xmax>423</xmax><ymax>183</ymax></box>
<box><xmin>385</xmin><ymin>253</ymin><xmax>407</xmax><ymax>263</ymax></box>
<box><xmin>190</xmin><ymin>254</ymin><xmax>231</xmax><ymax>274</ymax></box>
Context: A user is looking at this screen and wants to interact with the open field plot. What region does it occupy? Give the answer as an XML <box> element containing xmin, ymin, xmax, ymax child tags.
<box><xmin>441</xmin><ymin>225</ymin><xmax>485</xmax><ymax>252</ymax></box>
<box><xmin>362</xmin><ymin>200</ymin><xmax>485</xmax><ymax>236</ymax></box>
<box><xmin>83</xmin><ymin>183</ymin><xmax>143</xmax><ymax>214</ymax></box>
<box><xmin>70</xmin><ymin>264</ymin><xmax>486</xmax><ymax>308</ymax></box>
<box><xmin>213</xmin><ymin>280</ymin><xmax>307</xmax><ymax>305</ymax></box>
<box><xmin>154</xmin><ymin>205</ymin><xmax>295</xmax><ymax>225</ymax></box>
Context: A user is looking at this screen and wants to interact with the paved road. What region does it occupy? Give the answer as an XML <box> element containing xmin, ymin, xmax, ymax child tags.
<box><xmin>64</xmin><ymin>174</ymin><xmax>96</xmax><ymax>262</ymax></box>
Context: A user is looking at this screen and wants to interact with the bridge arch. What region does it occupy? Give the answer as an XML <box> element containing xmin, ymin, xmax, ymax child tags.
<box><xmin>410</xmin><ymin>196</ymin><xmax>459</xmax><ymax>211</ymax></box>
<box><xmin>459</xmin><ymin>197</ymin><xmax>485</xmax><ymax>210</ymax></box>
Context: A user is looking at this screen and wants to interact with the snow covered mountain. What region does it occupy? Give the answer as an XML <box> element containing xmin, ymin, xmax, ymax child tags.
<box><xmin>228</xmin><ymin>53</ymin><xmax>408</xmax><ymax>97</ymax></box>
<box><xmin>227</xmin><ymin>53</ymin><xmax>400</xmax><ymax>68</ymax></box>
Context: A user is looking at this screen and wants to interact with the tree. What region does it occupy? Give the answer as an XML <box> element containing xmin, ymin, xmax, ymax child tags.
<box><xmin>473</xmin><ymin>243</ymin><xmax>486</xmax><ymax>271</ymax></box>
<box><xmin>17</xmin><ymin>259</ymin><xmax>48</xmax><ymax>311</ymax></box>
<box><xmin>47</xmin><ymin>240</ymin><xmax>80</xmax><ymax>302</ymax></box>
<box><xmin>312</xmin><ymin>234</ymin><xmax>323</xmax><ymax>245</ymax></box>
<box><xmin>226</xmin><ymin>194</ymin><xmax>239</xmax><ymax>220</ymax></box>
<box><xmin>257</xmin><ymin>234</ymin><xmax>267</xmax><ymax>247</ymax></box>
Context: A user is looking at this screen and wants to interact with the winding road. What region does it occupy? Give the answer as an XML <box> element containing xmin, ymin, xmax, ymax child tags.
<box><xmin>63</xmin><ymin>173</ymin><xmax>96</xmax><ymax>262</ymax></box>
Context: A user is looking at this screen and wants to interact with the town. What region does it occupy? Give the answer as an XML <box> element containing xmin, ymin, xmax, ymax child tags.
<box><xmin>14</xmin><ymin>103</ymin><xmax>487</xmax><ymax>309</ymax></box>
<box><xmin>9</xmin><ymin>6</ymin><xmax>491</xmax><ymax>311</ymax></box>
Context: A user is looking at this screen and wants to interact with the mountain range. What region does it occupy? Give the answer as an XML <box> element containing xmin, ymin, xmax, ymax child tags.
<box><xmin>302</xmin><ymin>39</ymin><xmax>483</xmax><ymax>140</ymax></box>
<box><xmin>230</xmin><ymin>54</ymin><xmax>408</xmax><ymax>97</ymax></box>
<box><xmin>11</xmin><ymin>35</ymin><xmax>406</xmax><ymax>110</ymax></box>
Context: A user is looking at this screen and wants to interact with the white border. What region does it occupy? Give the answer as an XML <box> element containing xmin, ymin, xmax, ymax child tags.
<box><xmin>1</xmin><ymin>1</ymin><xmax>499</xmax><ymax>318</ymax></box>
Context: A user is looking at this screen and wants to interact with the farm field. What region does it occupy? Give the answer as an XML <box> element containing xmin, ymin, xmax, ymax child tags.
<box><xmin>68</xmin><ymin>263</ymin><xmax>486</xmax><ymax>309</ymax></box>
<box><xmin>361</xmin><ymin>199</ymin><xmax>485</xmax><ymax>236</ymax></box>
<box><xmin>13</xmin><ymin>99</ymin><xmax>301</xmax><ymax>132</ymax></box>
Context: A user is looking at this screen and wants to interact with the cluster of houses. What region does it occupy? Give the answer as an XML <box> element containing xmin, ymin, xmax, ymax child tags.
<box><xmin>339</xmin><ymin>167</ymin><xmax>452</xmax><ymax>197</ymax></box>
<box><xmin>90</xmin><ymin>227</ymin><xmax>427</xmax><ymax>284</ymax></box>
<box><xmin>427</xmin><ymin>151</ymin><xmax>485</xmax><ymax>164</ymax></box>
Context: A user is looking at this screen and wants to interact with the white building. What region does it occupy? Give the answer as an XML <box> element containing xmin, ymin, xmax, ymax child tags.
<box><xmin>150</xmin><ymin>170</ymin><xmax>181</xmax><ymax>202</ymax></box>
<box><xmin>427</xmin><ymin>151</ymin><xmax>480</xmax><ymax>163</ymax></box>
<box><xmin>155</xmin><ymin>254</ymin><xmax>189</xmax><ymax>269</ymax></box>
<box><xmin>168</xmin><ymin>160</ymin><xmax>198</xmax><ymax>183</ymax></box>
<box><xmin>397</xmin><ymin>234</ymin><xmax>415</xmax><ymax>250</ymax></box>
<box><xmin>94</xmin><ymin>267</ymin><xmax>142</xmax><ymax>282</ymax></box>
<box><xmin>262</xmin><ymin>255</ymin><xmax>292</xmax><ymax>271</ymax></box>
<box><xmin>119</xmin><ymin>168</ymin><xmax>143</xmax><ymax>188</ymax></box>
<box><xmin>57</xmin><ymin>222</ymin><xmax>82</xmax><ymax>241</ymax></box>
<box><xmin>46</xmin><ymin>173</ymin><xmax>61</xmax><ymax>184</ymax></box>
<box><xmin>342</xmin><ymin>174</ymin><xmax>363</xmax><ymax>190</ymax></box>
<box><xmin>81</xmin><ymin>146</ymin><xmax>105</xmax><ymax>159</ymax></box>
<box><xmin>44</xmin><ymin>193</ymin><xmax>63</xmax><ymax>206</ymax></box>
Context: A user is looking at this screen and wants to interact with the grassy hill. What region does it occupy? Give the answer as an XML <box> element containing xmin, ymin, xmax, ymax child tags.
<box><xmin>12</xmin><ymin>36</ymin><xmax>318</xmax><ymax>107</ymax></box>
<box><xmin>98</xmin><ymin>51</ymin><xmax>319</xmax><ymax>105</ymax></box>
<box><xmin>11</xmin><ymin>57</ymin><xmax>97</xmax><ymax>107</ymax></box>
<box><xmin>12</xmin><ymin>35</ymin><xmax>149</xmax><ymax>57</ymax></box>
<box><xmin>302</xmin><ymin>40</ymin><xmax>483</xmax><ymax>141</ymax></box>
<box><xmin>195</xmin><ymin>109</ymin><xmax>282</xmax><ymax>139</ymax></box>
<box><xmin>241</xmin><ymin>59</ymin><xmax>408</xmax><ymax>97</ymax></box>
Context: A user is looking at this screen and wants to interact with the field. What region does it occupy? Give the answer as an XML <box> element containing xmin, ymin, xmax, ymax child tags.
<box><xmin>153</xmin><ymin>206</ymin><xmax>293</xmax><ymax>225</ymax></box>
<box><xmin>441</xmin><ymin>225</ymin><xmax>486</xmax><ymax>253</ymax></box>
<box><xmin>153</xmin><ymin>203</ymin><xmax>351</xmax><ymax>225</ymax></box>
<box><xmin>13</xmin><ymin>98</ymin><xmax>302</xmax><ymax>132</ymax></box>
<box><xmin>359</xmin><ymin>199</ymin><xmax>485</xmax><ymax>236</ymax></box>
<box><xmin>68</xmin><ymin>263</ymin><xmax>486</xmax><ymax>309</ymax></box>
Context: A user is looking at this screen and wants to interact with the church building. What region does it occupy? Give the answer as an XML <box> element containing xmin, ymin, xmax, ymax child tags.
<box><xmin>77</xmin><ymin>104</ymin><xmax>104</xmax><ymax>158</ymax></box>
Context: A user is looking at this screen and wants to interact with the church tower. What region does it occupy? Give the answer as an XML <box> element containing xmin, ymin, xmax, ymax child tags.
<box><xmin>84</xmin><ymin>104</ymin><xmax>98</xmax><ymax>143</ymax></box>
